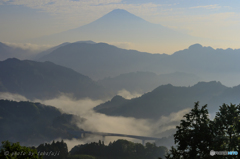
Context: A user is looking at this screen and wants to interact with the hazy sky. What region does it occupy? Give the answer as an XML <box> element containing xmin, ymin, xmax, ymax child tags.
<box><xmin>0</xmin><ymin>0</ymin><xmax>240</xmax><ymax>53</ymax></box>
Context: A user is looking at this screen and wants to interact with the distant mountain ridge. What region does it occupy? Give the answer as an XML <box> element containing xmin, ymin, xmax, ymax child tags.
<box><xmin>94</xmin><ymin>81</ymin><xmax>238</xmax><ymax>119</ymax></box>
<box><xmin>0</xmin><ymin>58</ymin><xmax>108</xmax><ymax>100</ymax></box>
<box><xmin>38</xmin><ymin>42</ymin><xmax>240</xmax><ymax>86</ymax></box>
<box><xmin>97</xmin><ymin>71</ymin><xmax>202</xmax><ymax>94</ymax></box>
<box><xmin>32</xmin><ymin>40</ymin><xmax>96</xmax><ymax>60</ymax></box>
<box><xmin>38</xmin><ymin>42</ymin><xmax>165</xmax><ymax>80</ymax></box>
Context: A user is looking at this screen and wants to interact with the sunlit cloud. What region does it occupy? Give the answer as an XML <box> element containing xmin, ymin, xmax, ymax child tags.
<box><xmin>4</xmin><ymin>42</ymin><xmax>52</xmax><ymax>53</ymax></box>
<box><xmin>148</xmin><ymin>11</ymin><xmax>240</xmax><ymax>49</ymax></box>
<box><xmin>0</xmin><ymin>0</ymin><xmax>9</xmax><ymax>4</ymax></box>
<box><xmin>0</xmin><ymin>0</ymin><xmax>164</xmax><ymax>45</ymax></box>
<box><xmin>190</xmin><ymin>4</ymin><xmax>221</xmax><ymax>10</ymax></box>
<box><xmin>5</xmin><ymin>0</ymin><xmax>162</xmax><ymax>25</ymax></box>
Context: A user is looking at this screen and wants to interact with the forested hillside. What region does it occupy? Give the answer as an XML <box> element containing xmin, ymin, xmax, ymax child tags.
<box><xmin>0</xmin><ymin>58</ymin><xmax>108</xmax><ymax>100</ymax></box>
<box><xmin>0</xmin><ymin>100</ymin><xmax>84</xmax><ymax>146</ymax></box>
<box><xmin>94</xmin><ymin>81</ymin><xmax>231</xmax><ymax>119</ymax></box>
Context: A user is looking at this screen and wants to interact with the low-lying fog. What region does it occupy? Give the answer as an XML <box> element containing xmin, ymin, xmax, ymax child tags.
<box><xmin>0</xmin><ymin>91</ymin><xmax>190</xmax><ymax>150</ymax></box>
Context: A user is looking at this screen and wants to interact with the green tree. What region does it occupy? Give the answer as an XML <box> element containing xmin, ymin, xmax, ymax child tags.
<box><xmin>166</xmin><ymin>102</ymin><xmax>240</xmax><ymax>159</ymax></box>
<box><xmin>145</xmin><ymin>142</ymin><xmax>167</xmax><ymax>159</ymax></box>
<box><xmin>166</xmin><ymin>102</ymin><xmax>214</xmax><ymax>159</ymax></box>
<box><xmin>211</xmin><ymin>103</ymin><xmax>240</xmax><ymax>158</ymax></box>
<box><xmin>0</xmin><ymin>140</ymin><xmax>42</xmax><ymax>159</ymax></box>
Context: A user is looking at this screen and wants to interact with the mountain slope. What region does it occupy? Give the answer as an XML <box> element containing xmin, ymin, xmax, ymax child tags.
<box><xmin>97</xmin><ymin>71</ymin><xmax>202</xmax><ymax>94</ymax></box>
<box><xmin>0</xmin><ymin>100</ymin><xmax>84</xmax><ymax>146</ymax></box>
<box><xmin>168</xmin><ymin>44</ymin><xmax>240</xmax><ymax>73</ymax></box>
<box><xmin>32</xmin><ymin>40</ymin><xmax>96</xmax><ymax>60</ymax></box>
<box><xmin>38</xmin><ymin>42</ymin><xmax>240</xmax><ymax>86</ymax></box>
<box><xmin>94</xmin><ymin>81</ymin><xmax>229</xmax><ymax>119</ymax></box>
<box><xmin>38</xmin><ymin>42</ymin><xmax>166</xmax><ymax>80</ymax></box>
<box><xmin>0</xmin><ymin>58</ymin><xmax>108</xmax><ymax>100</ymax></box>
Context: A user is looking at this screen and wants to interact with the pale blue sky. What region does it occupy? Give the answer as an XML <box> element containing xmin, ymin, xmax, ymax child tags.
<box><xmin>0</xmin><ymin>0</ymin><xmax>240</xmax><ymax>53</ymax></box>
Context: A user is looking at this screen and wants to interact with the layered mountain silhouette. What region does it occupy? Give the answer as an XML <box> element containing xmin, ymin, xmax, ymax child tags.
<box><xmin>29</xmin><ymin>9</ymin><xmax>201</xmax><ymax>53</ymax></box>
<box><xmin>0</xmin><ymin>58</ymin><xmax>108</xmax><ymax>100</ymax></box>
<box><xmin>38</xmin><ymin>42</ymin><xmax>240</xmax><ymax>86</ymax></box>
<box><xmin>0</xmin><ymin>99</ymin><xmax>84</xmax><ymax>146</ymax></box>
<box><xmin>98</xmin><ymin>71</ymin><xmax>202</xmax><ymax>94</ymax></box>
<box><xmin>94</xmin><ymin>81</ymin><xmax>240</xmax><ymax>119</ymax></box>
<box><xmin>32</xmin><ymin>40</ymin><xmax>96</xmax><ymax>60</ymax></box>
<box><xmin>38</xmin><ymin>42</ymin><xmax>166</xmax><ymax>80</ymax></box>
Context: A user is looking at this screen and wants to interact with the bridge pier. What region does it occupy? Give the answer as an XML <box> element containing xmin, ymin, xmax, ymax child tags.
<box><xmin>80</xmin><ymin>132</ymin><xmax>85</xmax><ymax>138</ymax></box>
<box><xmin>102</xmin><ymin>135</ymin><xmax>105</xmax><ymax>142</ymax></box>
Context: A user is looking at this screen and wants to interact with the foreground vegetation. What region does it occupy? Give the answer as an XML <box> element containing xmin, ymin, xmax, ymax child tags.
<box><xmin>166</xmin><ymin>102</ymin><xmax>240</xmax><ymax>159</ymax></box>
<box><xmin>0</xmin><ymin>141</ymin><xmax>42</xmax><ymax>159</ymax></box>
<box><xmin>70</xmin><ymin>140</ymin><xmax>167</xmax><ymax>159</ymax></box>
<box><xmin>0</xmin><ymin>139</ymin><xmax>167</xmax><ymax>159</ymax></box>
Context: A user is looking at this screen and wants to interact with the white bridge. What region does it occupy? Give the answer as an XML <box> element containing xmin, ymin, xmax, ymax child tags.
<box><xmin>68</xmin><ymin>130</ymin><xmax>162</xmax><ymax>145</ymax></box>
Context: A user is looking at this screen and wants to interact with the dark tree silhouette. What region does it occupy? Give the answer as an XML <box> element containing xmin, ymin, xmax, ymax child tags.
<box><xmin>166</xmin><ymin>102</ymin><xmax>240</xmax><ymax>159</ymax></box>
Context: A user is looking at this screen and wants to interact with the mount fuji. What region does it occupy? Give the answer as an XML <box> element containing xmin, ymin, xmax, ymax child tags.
<box><xmin>29</xmin><ymin>9</ymin><xmax>203</xmax><ymax>53</ymax></box>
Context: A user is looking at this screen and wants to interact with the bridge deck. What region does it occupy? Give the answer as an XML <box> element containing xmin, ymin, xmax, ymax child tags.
<box><xmin>68</xmin><ymin>130</ymin><xmax>161</xmax><ymax>141</ymax></box>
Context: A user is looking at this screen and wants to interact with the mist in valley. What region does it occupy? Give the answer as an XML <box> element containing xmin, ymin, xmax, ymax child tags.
<box><xmin>0</xmin><ymin>91</ymin><xmax>191</xmax><ymax>150</ymax></box>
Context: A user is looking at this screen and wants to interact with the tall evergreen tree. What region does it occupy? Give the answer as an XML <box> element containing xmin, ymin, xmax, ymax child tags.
<box><xmin>212</xmin><ymin>103</ymin><xmax>240</xmax><ymax>158</ymax></box>
<box><xmin>166</xmin><ymin>102</ymin><xmax>240</xmax><ymax>159</ymax></box>
<box><xmin>166</xmin><ymin>102</ymin><xmax>213</xmax><ymax>159</ymax></box>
